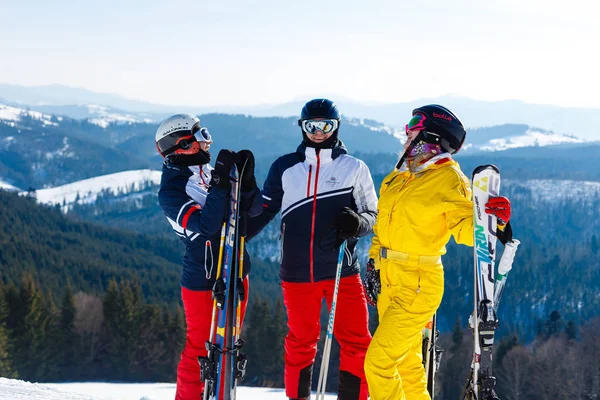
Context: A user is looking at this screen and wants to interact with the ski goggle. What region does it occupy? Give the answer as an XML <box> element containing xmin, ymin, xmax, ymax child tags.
<box><xmin>193</xmin><ymin>125</ymin><xmax>212</xmax><ymax>143</ymax></box>
<box><xmin>405</xmin><ymin>113</ymin><xmax>428</xmax><ymax>134</ymax></box>
<box><xmin>172</xmin><ymin>126</ymin><xmax>212</xmax><ymax>153</ymax></box>
<box><xmin>300</xmin><ymin>119</ymin><xmax>338</xmax><ymax>135</ymax></box>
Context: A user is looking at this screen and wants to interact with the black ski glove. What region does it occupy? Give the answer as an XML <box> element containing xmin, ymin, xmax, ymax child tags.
<box><xmin>497</xmin><ymin>221</ymin><xmax>513</xmax><ymax>245</ymax></box>
<box><xmin>236</xmin><ymin>149</ymin><xmax>257</xmax><ymax>192</ymax></box>
<box><xmin>210</xmin><ymin>149</ymin><xmax>237</xmax><ymax>191</ymax></box>
<box><xmin>363</xmin><ymin>258</ymin><xmax>381</xmax><ymax>307</ymax></box>
<box><xmin>334</xmin><ymin>207</ymin><xmax>363</xmax><ymax>241</ymax></box>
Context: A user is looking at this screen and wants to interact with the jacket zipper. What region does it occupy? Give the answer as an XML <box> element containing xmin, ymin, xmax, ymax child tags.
<box><xmin>280</xmin><ymin>223</ymin><xmax>286</xmax><ymax>264</ymax></box>
<box><xmin>309</xmin><ymin>151</ymin><xmax>321</xmax><ymax>283</ymax></box>
<box><xmin>307</xmin><ymin>165</ymin><xmax>312</xmax><ymax>197</ymax></box>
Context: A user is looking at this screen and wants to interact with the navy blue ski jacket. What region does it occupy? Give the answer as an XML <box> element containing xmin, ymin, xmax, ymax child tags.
<box><xmin>247</xmin><ymin>141</ymin><xmax>378</xmax><ymax>283</ymax></box>
<box><xmin>158</xmin><ymin>162</ymin><xmax>262</xmax><ymax>291</ymax></box>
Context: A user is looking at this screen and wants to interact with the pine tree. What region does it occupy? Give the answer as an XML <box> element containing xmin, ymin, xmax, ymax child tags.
<box><xmin>565</xmin><ymin>320</ymin><xmax>578</xmax><ymax>341</ymax></box>
<box><xmin>58</xmin><ymin>282</ymin><xmax>78</xmax><ymax>379</ymax></box>
<box><xmin>440</xmin><ymin>317</ymin><xmax>470</xmax><ymax>399</ymax></box>
<box><xmin>0</xmin><ymin>284</ymin><xmax>16</xmax><ymax>377</ymax></box>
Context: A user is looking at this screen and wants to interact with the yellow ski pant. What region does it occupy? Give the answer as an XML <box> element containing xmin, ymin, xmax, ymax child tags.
<box><xmin>365</xmin><ymin>253</ymin><xmax>444</xmax><ymax>400</ymax></box>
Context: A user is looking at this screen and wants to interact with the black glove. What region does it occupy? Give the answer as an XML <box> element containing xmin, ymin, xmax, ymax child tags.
<box><xmin>210</xmin><ymin>149</ymin><xmax>237</xmax><ymax>190</ymax></box>
<box><xmin>334</xmin><ymin>207</ymin><xmax>362</xmax><ymax>239</ymax></box>
<box><xmin>236</xmin><ymin>149</ymin><xmax>256</xmax><ymax>191</ymax></box>
<box><xmin>497</xmin><ymin>221</ymin><xmax>513</xmax><ymax>245</ymax></box>
<box><xmin>363</xmin><ymin>258</ymin><xmax>381</xmax><ymax>307</ymax></box>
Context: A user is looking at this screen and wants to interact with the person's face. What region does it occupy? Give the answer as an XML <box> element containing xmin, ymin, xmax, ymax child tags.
<box><xmin>303</xmin><ymin>118</ymin><xmax>336</xmax><ymax>144</ymax></box>
<box><xmin>199</xmin><ymin>140</ymin><xmax>212</xmax><ymax>152</ymax></box>
<box><xmin>404</xmin><ymin>128</ymin><xmax>421</xmax><ymax>151</ymax></box>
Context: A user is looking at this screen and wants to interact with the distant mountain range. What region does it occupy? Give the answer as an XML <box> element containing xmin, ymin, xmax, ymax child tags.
<box><xmin>1</xmin><ymin>101</ymin><xmax>597</xmax><ymax>191</ymax></box>
<box><xmin>2</xmin><ymin>83</ymin><xmax>600</xmax><ymax>141</ymax></box>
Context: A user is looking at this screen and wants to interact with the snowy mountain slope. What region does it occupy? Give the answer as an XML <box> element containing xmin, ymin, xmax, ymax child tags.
<box><xmin>86</xmin><ymin>104</ymin><xmax>155</xmax><ymax>128</ymax></box>
<box><xmin>0</xmin><ymin>103</ymin><xmax>60</xmax><ymax>126</ymax></box>
<box><xmin>0</xmin><ymin>102</ymin><xmax>152</xmax><ymax>129</ymax></box>
<box><xmin>0</xmin><ymin>379</ymin><xmax>338</xmax><ymax>400</ymax></box>
<box><xmin>0</xmin><ymin>178</ymin><xmax>20</xmax><ymax>191</ymax></box>
<box><xmin>30</xmin><ymin>169</ymin><xmax>162</xmax><ymax>208</ymax></box>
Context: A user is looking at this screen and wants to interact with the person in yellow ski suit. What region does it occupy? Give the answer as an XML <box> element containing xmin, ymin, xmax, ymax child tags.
<box><xmin>363</xmin><ymin>104</ymin><xmax>512</xmax><ymax>400</ymax></box>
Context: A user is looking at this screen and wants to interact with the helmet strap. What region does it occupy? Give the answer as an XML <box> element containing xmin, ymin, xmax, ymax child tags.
<box><xmin>166</xmin><ymin>149</ymin><xmax>211</xmax><ymax>166</ymax></box>
<box><xmin>395</xmin><ymin>131</ymin><xmax>425</xmax><ymax>170</ymax></box>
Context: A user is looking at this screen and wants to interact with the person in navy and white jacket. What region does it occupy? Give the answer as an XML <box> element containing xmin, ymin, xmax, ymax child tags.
<box><xmin>247</xmin><ymin>99</ymin><xmax>378</xmax><ymax>400</ymax></box>
<box><xmin>155</xmin><ymin>114</ymin><xmax>262</xmax><ymax>400</ymax></box>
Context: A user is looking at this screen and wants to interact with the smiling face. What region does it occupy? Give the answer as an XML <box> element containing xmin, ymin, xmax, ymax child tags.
<box><xmin>306</xmin><ymin>129</ymin><xmax>335</xmax><ymax>144</ymax></box>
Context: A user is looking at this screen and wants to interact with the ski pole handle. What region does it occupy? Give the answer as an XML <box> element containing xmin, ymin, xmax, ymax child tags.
<box><xmin>497</xmin><ymin>239</ymin><xmax>520</xmax><ymax>275</ymax></box>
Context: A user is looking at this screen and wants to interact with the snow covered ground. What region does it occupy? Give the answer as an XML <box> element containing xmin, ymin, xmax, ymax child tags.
<box><xmin>30</xmin><ymin>169</ymin><xmax>162</xmax><ymax>208</ymax></box>
<box><xmin>0</xmin><ymin>379</ymin><xmax>338</xmax><ymax>400</ymax></box>
<box><xmin>0</xmin><ymin>179</ymin><xmax>20</xmax><ymax>192</ymax></box>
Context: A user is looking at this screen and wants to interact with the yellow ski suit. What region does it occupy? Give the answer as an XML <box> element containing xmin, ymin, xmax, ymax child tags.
<box><xmin>365</xmin><ymin>155</ymin><xmax>474</xmax><ymax>400</ymax></box>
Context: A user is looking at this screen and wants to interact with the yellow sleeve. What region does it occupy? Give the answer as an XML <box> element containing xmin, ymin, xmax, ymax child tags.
<box><xmin>367</xmin><ymin>169</ymin><xmax>396</xmax><ymax>269</ymax></box>
<box><xmin>443</xmin><ymin>168</ymin><xmax>474</xmax><ymax>247</ymax></box>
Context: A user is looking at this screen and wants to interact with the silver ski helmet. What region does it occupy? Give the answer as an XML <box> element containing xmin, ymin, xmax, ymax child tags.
<box><xmin>155</xmin><ymin>113</ymin><xmax>211</xmax><ymax>158</ymax></box>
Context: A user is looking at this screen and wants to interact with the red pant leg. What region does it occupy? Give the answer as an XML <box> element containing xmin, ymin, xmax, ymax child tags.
<box><xmin>324</xmin><ymin>274</ymin><xmax>372</xmax><ymax>400</ymax></box>
<box><xmin>282</xmin><ymin>281</ymin><xmax>323</xmax><ymax>399</ymax></box>
<box><xmin>176</xmin><ymin>277</ymin><xmax>249</xmax><ymax>400</ymax></box>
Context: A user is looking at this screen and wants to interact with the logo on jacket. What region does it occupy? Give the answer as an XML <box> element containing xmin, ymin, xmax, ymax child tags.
<box><xmin>325</xmin><ymin>176</ymin><xmax>341</xmax><ymax>188</ymax></box>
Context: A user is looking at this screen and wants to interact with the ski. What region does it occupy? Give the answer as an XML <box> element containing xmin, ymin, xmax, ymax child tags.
<box><xmin>423</xmin><ymin>313</ymin><xmax>442</xmax><ymax>398</ymax></box>
<box><xmin>462</xmin><ymin>165</ymin><xmax>501</xmax><ymax>400</ymax></box>
<box><xmin>200</xmin><ymin>164</ymin><xmax>245</xmax><ymax>400</ymax></box>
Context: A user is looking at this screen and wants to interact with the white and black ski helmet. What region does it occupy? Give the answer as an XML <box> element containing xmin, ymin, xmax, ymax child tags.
<box><xmin>155</xmin><ymin>113</ymin><xmax>206</xmax><ymax>158</ymax></box>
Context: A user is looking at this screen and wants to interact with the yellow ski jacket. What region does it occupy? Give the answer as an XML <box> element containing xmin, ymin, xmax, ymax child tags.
<box><xmin>369</xmin><ymin>154</ymin><xmax>474</xmax><ymax>265</ymax></box>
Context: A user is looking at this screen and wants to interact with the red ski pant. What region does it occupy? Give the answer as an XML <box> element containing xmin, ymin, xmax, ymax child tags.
<box><xmin>175</xmin><ymin>277</ymin><xmax>249</xmax><ymax>400</ymax></box>
<box><xmin>282</xmin><ymin>274</ymin><xmax>371</xmax><ymax>400</ymax></box>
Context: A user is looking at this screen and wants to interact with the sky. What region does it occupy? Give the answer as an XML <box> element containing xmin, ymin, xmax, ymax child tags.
<box><xmin>1</xmin><ymin>0</ymin><xmax>600</xmax><ymax>109</ymax></box>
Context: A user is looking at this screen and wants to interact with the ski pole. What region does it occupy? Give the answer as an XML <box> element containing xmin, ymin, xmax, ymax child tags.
<box><xmin>493</xmin><ymin>239</ymin><xmax>520</xmax><ymax>313</ymax></box>
<box><xmin>316</xmin><ymin>241</ymin><xmax>346</xmax><ymax>400</ymax></box>
<box><xmin>233</xmin><ymin>212</ymin><xmax>248</xmax><ymax>400</ymax></box>
<box><xmin>203</xmin><ymin>222</ymin><xmax>227</xmax><ymax>400</ymax></box>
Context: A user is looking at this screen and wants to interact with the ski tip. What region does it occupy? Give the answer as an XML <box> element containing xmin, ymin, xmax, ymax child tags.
<box><xmin>472</xmin><ymin>164</ymin><xmax>500</xmax><ymax>178</ymax></box>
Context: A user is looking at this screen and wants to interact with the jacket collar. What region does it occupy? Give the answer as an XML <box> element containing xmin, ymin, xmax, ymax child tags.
<box><xmin>296</xmin><ymin>140</ymin><xmax>348</xmax><ymax>166</ymax></box>
<box><xmin>398</xmin><ymin>152</ymin><xmax>453</xmax><ymax>174</ymax></box>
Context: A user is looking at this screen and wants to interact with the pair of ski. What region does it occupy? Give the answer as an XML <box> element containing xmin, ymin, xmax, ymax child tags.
<box><xmin>423</xmin><ymin>165</ymin><xmax>520</xmax><ymax>400</ymax></box>
<box><xmin>200</xmin><ymin>164</ymin><xmax>248</xmax><ymax>400</ymax></box>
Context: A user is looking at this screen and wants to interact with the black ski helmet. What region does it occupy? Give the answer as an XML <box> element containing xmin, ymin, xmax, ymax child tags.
<box><xmin>298</xmin><ymin>98</ymin><xmax>341</xmax><ymax>149</ymax></box>
<box><xmin>299</xmin><ymin>98</ymin><xmax>341</xmax><ymax>121</ymax></box>
<box><xmin>411</xmin><ymin>104</ymin><xmax>466</xmax><ymax>154</ymax></box>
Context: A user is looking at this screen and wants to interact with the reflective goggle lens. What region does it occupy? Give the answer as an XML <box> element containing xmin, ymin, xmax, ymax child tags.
<box><xmin>405</xmin><ymin>113</ymin><xmax>427</xmax><ymax>134</ymax></box>
<box><xmin>302</xmin><ymin>119</ymin><xmax>338</xmax><ymax>135</ymax></box>
<box><xmin>193</xmin><ymin>126</ymin><xmax>212</xmax><ymax>143</ymax></box>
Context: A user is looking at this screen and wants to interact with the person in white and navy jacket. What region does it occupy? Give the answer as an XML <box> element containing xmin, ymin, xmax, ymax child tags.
<box><xmin>247</xmin><ymin>99</ymin><xmax>379</xmax><ymax>400</ymax></box>
<box><xmin>155</xmin><ymin>114</ymin><xmax>262</xmax><ymax>400</ymax></box>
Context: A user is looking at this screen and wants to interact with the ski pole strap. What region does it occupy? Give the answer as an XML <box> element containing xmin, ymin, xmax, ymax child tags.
<box><xmin>379</xmin><ymin>248</ymin><xmax>441</xmax><ymax>266</ymax></box>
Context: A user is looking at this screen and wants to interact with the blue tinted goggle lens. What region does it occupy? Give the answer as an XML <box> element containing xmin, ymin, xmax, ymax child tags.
<box><xmin>301</xmin><ymin>119</ymin><xmax>338</xmax><ymax>134</ymax></box>
<box><xmin>193</xmin><ymin>126</ymin><xmax>212</xmax><ymax>143</ymax></box>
